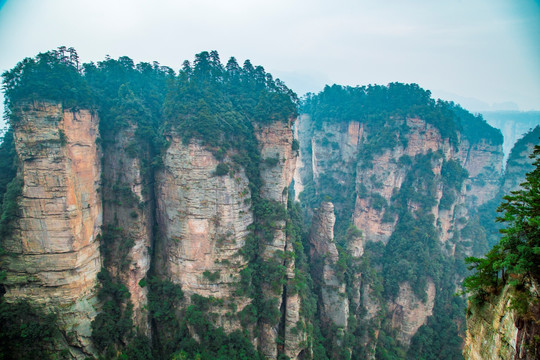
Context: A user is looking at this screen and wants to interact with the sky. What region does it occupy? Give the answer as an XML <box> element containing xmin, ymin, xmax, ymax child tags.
<box><xmin>0</xmin><ymin>0</ymin><xmax>539</xmax><ymax>119</ymax></box>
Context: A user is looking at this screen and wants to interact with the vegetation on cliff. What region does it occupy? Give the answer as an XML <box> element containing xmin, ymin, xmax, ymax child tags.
<box><xmin>463</xmin><ymin>144</ymin><xmax>540</xmax><ymax>359</ymax></box>
<box><xmin>298</xmin><ymin>85</ymin><xmax>485</xmax><ymax>360</ymax></box>
<box><xmin>1</xmin><ymin>47</ymin><xmax>302</xmax><ymax>359</ymax></box>
<box><xmin>302</xmin><ymin>83</ymin><xmax>502</xmax><ymax>151</ymax></box>
<box><xmin>464</xmin><ymin>144</ymin><xmax>540</xmax><ymax>304</ymax></box>
<box><xmin>0</xmin><ymin>129</ymin><xmax>20</xmax><ymax>243</ymax></box>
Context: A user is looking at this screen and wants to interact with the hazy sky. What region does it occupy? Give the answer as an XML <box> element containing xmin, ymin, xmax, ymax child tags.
<box><xmin>0</xmin><ymin>0</ymin><xmax>539</xmax><ymax>114</ymax></box>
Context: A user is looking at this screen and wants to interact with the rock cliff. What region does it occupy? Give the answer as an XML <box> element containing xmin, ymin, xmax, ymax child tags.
<box><xmin>101</xmin><ymin>123</ymin><xmax>153</xmax><ymax>334</ymax></box>
<box><xmin>155</xmin><ymin>137</ymin><xmax>253</xmax><ymax>331</ymax></box>
<box><xmin>254</xmin><ymin>119</ymin><xmax>305</xmax><ymax>359</ymax></box>
<box><xmin>310</xmin><ymin>202</ymin><xmax>349</xmax><ymax>329</ymax></box>
<box><xmin>0</xmin><ymin>101</ymin><xmax>102</xmax><ymax>357</ymax></box>
<box><xmin>296</xmin><ymin>84</ymin><xmax>505</xmax><ymax>358</ymax></box>
<box><xmin>464</xmin><ymin>128</ymin><xmax>540</xmax><ymax>360</ymax></box>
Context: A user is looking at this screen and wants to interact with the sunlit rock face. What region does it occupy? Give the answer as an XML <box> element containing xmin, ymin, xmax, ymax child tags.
<box><xmin>0</xmin><ymin>101</ymin><xmax>102</xmax><ymax>357</ymax></box>
<box><xmin>463</xmin><ymin>285</ymin><xmax>519</xmax><ymax>360</ymax></box>
<box><xmin>155</xmin><ymin>137</ymin><xmax>253</xmax><ymax>331</ymax></box>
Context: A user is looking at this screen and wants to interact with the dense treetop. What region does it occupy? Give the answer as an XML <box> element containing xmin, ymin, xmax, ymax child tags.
<box><xmin>302</xmin><ymin>83</ymin><xmax>502</xmax><ymax>146</ymax></box>
<box><xmin>2</xmin><ymin>48</ymin><xmax>298</xmax><ymax>139</ymax></box>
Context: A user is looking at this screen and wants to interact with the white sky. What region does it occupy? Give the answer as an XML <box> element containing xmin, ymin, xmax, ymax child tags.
<box><xmin>0</xmin><ymin>0</ymin><xmax>539</xmax><ymax>115</ymax></box>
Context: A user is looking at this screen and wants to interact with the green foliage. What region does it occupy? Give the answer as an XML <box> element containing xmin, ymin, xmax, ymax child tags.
<box><xmin>0</xmin><ymin>299</ymin><xmax>59</xmax><ymax>360</ymax></box>
<box><xmin>91</xmin><ymin>269</ymin><xmax>134</xmax><ymax>356</ymax></box>
<box><xmin>383</xmin><ymin>212</ymin><xmax>441</xmax><ymax>300</ymax></box>
<box><xmin>214</xmin><ymin>163</ymin><xmax>230</xmax><ymax>176</ymax></box>
<box><xmin>0</xmin><ymin>177</ymin><xmax>23</xmax><ymax>241</ymax></box>
<box><xmin>451</xmin><ymin>104</ymin><xmax>503</xmax><ymax>145</ymax></box>
<box><xmin>408</xmin><ymin>274</ymin><xmax>465</xmax><ymax>360</ymax></box>
<box><xmin>464</xmin><ymin>145</ymin><xmax>540</xmax><ymax>311</ymax></box>
<box><xmin>162</xmin><ymin>51</ymin><xmax>297</xmax><ymax>155</ymax></box>
<box><xmin>2</xmin><ymin>47</ymin><xmax>93</xmax><ymax>111</ymax></box>
<box><xmin>441</xmin><ymin>159</ymin><xmax>468</xmax><ymax>190</ymax></box>
<box><xmin>202</xmin><ymin>270</ymin><xmax>221</xmax><ymax>282</ymax></box>
<box><xmin>302</xmin><ymin>83</ymin><xmax>461</xmax><ymax>148</ymax></box>
<box><xmin>0</xmin><ymin>129</ymin><xmax>20</xmax><ymax>246</ymax></box>
<box><xmin>99</xmin><ymin>225</ymin><xmax>135</xmax><ymax>271</ymax></box>
<box><xmin>506</xmin><ymin>126</ymin><xmax>540</xmax><ymax>173</ymax></box>
<box><xmin>0</xmin><ymin>130</ymin><xmax>17</xmax><ymax>209</ymax></box>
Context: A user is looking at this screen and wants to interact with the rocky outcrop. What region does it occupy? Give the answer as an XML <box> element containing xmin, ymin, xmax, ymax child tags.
<box><xmin>389</xmin><ymin>280</ymin><xmax>436</xmax><ymax>345</ymax></box>
<box><xmin>483</xmin><ymin>111</ymin><xmax>540</xmax><ymax>163</ymax></box>
<box><xmin>155</xmin><ymin>137</ymin><xmax>253</xmax><ymax>332</ymax></box>
<box><xmin>255</xmin><ymin>120</ymin><xmax>297</xmax><ymax>205</ymax></box>
<box><xmin>254</xmin><ymin>119</ymin><xmax>306</xmax><ymax>359</ymax></box>
<box><xmin>0</xmin><ymin>101</ymin><xmax>101</xmax><ymax>357</ymax></box>
<box><xmin>101</xmin><ymin>124</ymin><xmax>152</xmax><ymax>334</ymax></box>
<box><xmin>464</xmin><ymin>284</ymin><xmax>540</xmax><ymax>360</ymax></box>
<box><xmin>464</xmin><ymin>129</ymin><xmax>540</xmax><ymax>360</ymax></box>
<box><xmin>295</xmin><ymin>107</ymin><xmax>504</xmax><ymax>357</ymax></box>
<box><xmin>457</xmin><ymin>137</ymin><xmax>504</xmax><ymax>208</ymax></box>
<box><xmin>464</xmin><ymin>286</ymin><xmax>518</xmax><ymax>360</ymax></box>
<box><xmin>501</xmin><ymin>126</ymin><xmax>540</xmax><ymax>194</ymax></box>
<box><xmin>309</xmin><ymin>202</ymin><xmax>349</xmax><ymax>329</ymax></box>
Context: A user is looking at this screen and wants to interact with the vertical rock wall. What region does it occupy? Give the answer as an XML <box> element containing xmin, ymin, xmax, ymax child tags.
<box><xmin>0</xmin><ymin>101</ymin><xmax>102</xmax><ymax>357</ymax></box>
<box><xmin>309</xmin><ymin>202</ymin><xmax>349</xmax><ymax>329</ymax></box>
<box><xmin>254</xmin><ymin>119</ymin><xmax>305</xmax><ymax>359</ymax></box>
<box><xmin>101</xmin><ymin>124</ymin><xmax>152</xmax><ymax>334</ymax></box>
<box><xmin>295</xmin><ymin>113</ymin><xmax>505</xmax><ymax>356</ymax></box>
<box><xmin>155</xmin><ymin>138</ymin><xmax>253</xmax><ymax>332</ymax></box>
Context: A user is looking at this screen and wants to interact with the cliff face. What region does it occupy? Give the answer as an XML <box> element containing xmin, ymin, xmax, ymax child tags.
<box><xmin>0</xmin><ymin>103</ymin><xmax>305</xmax><ymax>359</ymax></box>
<box><xmin>457</xmin><ymin>137</ymin><xmax>504</xmax><ymax>208</ymax></box>
<box><xmin>296</xmin><ymin>102</ymin><xmax>504</xmax><ymax>357</ymax></box>
<box><xmin>464</xmin><ymin>283</ymin><xmax>540</xmax><ymax>360</ymax></box>
<box><xmin>0</xmin><ymin>50</ymin><xmax>311</xmax><ymax>359</ymax></box>
<box><xmin>464</xmin><ymin>285</ymin><xmax>518</xmax><ymax>360</ymax></box>
<box><xmin>254</xmin><ymin>120</ymin><xmax>306</xmax><ymax>360</ymax></box>
<box><xmin>101</xmin><ymin>123</ymin><xmax>152</xmax><ymax>334</ymax></box>
<box><xmin>309</xmin><ymin>202</ymin><xmax>349</xmax><ymax>330</ymax></box>
<box><xmin>483</xmin><ymin>111</ymin><xmax>540</xmax><ymax>163</ymax></box>
<box><xmin>464</xmin><ymin>128</ymin><xmax>540</xmax><ymax>360</ymax></box>
<box><xmin>0</xmin><ymin>102</ymin><xmax>102</xmax><ymax>357</ymax></box>
<box><xmin>155</xmin><ymin>137</ymin><xmax>253</xmax><ymax>332</ymax></box>
<box><xmin>501</xmin><ymin>126</ymin><xmax>540</xmax><ymax>194</ymax></box>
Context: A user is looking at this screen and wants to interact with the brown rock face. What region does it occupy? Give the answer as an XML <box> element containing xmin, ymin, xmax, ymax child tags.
<box><xmin>255</xmin><ymin>120</ymin><xmax>296</xmax><ymax>205</ymax></box>
<box><xmin>155</xmin><ymin>137</ymin><xmax>253</xmax><ymax>331</ymax></box>
<box><xmin>101</xmin><ymin>124</ymin><xmax>152</xmax><ymax>334</ymax></box>
<box><xmin>1</xmin><ymin>101</ymin><xmax>101</xmax><ymax>357</ymax></box>
<box><xmin>353</xmin><ymin>117</ymin><xmax>454</xmax><ymax>245</ymax></box>
<box><xmin>464</xmin><ymin>285</ymin><xmax>519</xmax><ymax>360</ymax></box>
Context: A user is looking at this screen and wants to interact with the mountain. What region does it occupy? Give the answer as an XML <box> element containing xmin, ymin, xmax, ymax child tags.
<box><xmin>0</xmin><ymin>48</ymin><xmax>528</xmax><ymax>360</ymax></box>
<box><xmin>481</xmin><ymin>111</ymin><xmax>540</xmax><ymax>164</ymax></box>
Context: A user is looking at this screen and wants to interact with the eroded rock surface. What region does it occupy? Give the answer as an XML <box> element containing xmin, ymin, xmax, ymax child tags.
<box><xmin>155</xmin><ymin>137</ymin><xmax>253</xmax><ymax>332</ymax></box>
<box><xmin>1</xmin><ymin>102</ymin><xmax>102</xmax><ymax>357</ymax></box>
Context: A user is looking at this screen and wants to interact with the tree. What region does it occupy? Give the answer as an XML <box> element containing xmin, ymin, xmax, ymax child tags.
<box><xmin>464</xmin><ymin>144</ymin><xmax>540</xmax><ymax>304</ymax></box>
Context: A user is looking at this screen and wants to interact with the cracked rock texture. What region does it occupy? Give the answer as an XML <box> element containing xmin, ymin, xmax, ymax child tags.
<box><xmin>0</xmin><ymin>102</ymin><xmax>101</xmax><ymax>358</ymax></box>
<box><xmin>155</xmin><ymin>137</ymin><xmax>253</xmax><ymax>332</ymax></box>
